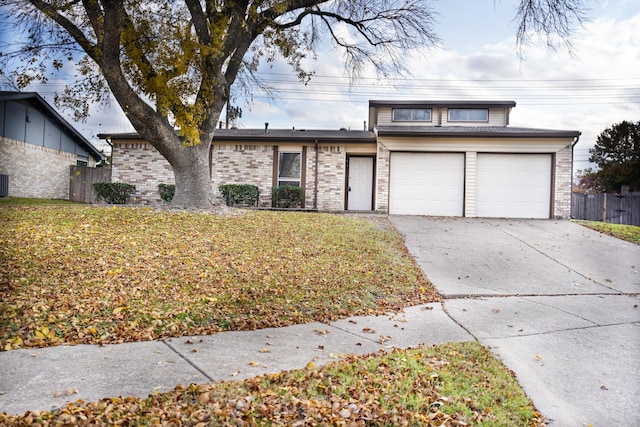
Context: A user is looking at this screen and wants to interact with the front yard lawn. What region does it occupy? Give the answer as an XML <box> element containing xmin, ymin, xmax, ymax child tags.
<box><xmin>0</xmin><ymin>205</ymin><xmax>439</xmax><ymax>350</ymax></box>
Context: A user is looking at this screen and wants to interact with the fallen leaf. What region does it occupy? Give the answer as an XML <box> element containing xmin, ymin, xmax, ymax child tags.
<box><xmin>378</xmin><ymin>335</ymin><xmax>392</xmax><ymax>344</ymax></box>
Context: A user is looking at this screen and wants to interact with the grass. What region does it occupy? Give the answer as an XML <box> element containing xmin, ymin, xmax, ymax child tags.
<box><xmin>575</xmin><ymin>220</ymin><xmax>640</xmax><ymax>245</ymax></box>
<box><xmin>0</xmin><ymin>342</ymin><xmax>546</xmax><ymax>426</ymax></box>
<box><xmin>0</xmin><ymin>204</ymin><xmax>439</xmax><ymax>350</ymax></box>
<box><xmin>0</xmin><ymin>197</ymin><xmax>84</xmax><ymax>206</ymax></box>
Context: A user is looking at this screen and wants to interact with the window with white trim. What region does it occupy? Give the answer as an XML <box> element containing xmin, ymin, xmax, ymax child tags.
<box><xmin>392</xmin><ymin>108</ymin><xmax>432</xmax><ymax>122</ymax></box>
<box><xmin>278</xmin><ymin>152</ymin><xmax>301</xmax><ymax>187</ymax></box>
<box><xmin>448</xmin><ymin>108</ymin><xmax>489</xmax><ymax>122</ymax></box>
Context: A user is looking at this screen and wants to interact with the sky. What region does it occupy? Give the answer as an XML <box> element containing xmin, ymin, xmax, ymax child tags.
<box><xmin>3</xmin><ymin>0</ymin><xmax>639</xmax><ymax>172</ymax></box>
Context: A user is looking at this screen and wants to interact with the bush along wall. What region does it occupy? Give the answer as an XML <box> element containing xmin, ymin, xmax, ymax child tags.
<box><xmin>272</xmin><ymin>185</ymin><xmax>304</xmax><ymax>208</ymax></box>
<box><xmin>218</xmin><ymin>184</ymin><xmax>260</xmax><ymax>207</ymax></box>
<box><xmin>93</xmin><ymin>182</ymin><xmax>136</xmax><ymax>204</ymax></box>
<box><xmin>158</xmin><ymin>184</ymin><xmax>175</xmax><ymax>202</ymax></box>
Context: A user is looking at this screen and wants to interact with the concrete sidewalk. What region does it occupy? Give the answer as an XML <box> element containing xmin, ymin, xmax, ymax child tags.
<box><xmin>2</xmin><ymin>217</ymin><xmax>639</xmax><ymax>426</ymax></box>
<box><xmin>0</xmin><ymin>303</ymin><xmax>472</xmax><ymax>415</ymax></box>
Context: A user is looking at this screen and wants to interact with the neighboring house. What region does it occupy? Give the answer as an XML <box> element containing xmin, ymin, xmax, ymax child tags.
<box><xmin>102</xmin><ymin>99</ymin><xmax>580</xmax><ymax>219</ymax></box>
<box><xmin>0</xmin><ymin>91</ymin><xmax>104</xmax><ymax>199</ymax></box>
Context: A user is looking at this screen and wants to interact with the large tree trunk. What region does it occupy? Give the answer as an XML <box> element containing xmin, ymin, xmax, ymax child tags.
<box><xmin>168</xmin><ymin>141</ymin><xmax>215</xmax><ymax>209</ymax></box>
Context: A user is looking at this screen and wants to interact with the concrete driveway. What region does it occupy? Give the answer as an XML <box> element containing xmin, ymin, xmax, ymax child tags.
<box><xmin>390</xmin><ymin>216</ymin><xmax>640</xmax><ymax>426</ymax></box>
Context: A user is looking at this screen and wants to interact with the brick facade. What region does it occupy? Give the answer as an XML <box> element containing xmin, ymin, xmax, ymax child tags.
<box><xmin>211</xmin><ymin>144</ymin><xmax>274</xmax><ymax>207</ymax></box>
<box><xmin>0</xmin><ymin>136</ymin><xmax>93</xmax><ymax>199</ymax></box>
<box><xmin>375</xmin><ymin>144</ymin><xmax>390</xmax><ymax>212</ymax></box>
<box><xmin>306</xmin><ymin>146</ymin><xmax>346</xmax><ymax>211</ymax></box>
<box><xmin>111</xmin><ymin>141</ymin><xmax>174</xmax><ymax>204</ymax></box>
<box><xmin>554</xmin><ymin>145</ymin><xmax>573</xmax><ymax>219</ymax></box>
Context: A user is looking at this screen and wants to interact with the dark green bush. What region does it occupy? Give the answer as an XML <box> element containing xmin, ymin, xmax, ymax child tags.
<box><xmin>272</xmin><ymin>185</ymin><xmax>304</xmax><ymax>208</ymax></box>
<box><xmin>93</xmin><ymin>182</ymin><xmax>136</xmax><ymax>204</ymax></box>
<box><xmin>158</xmin><ymin>183</ymin><xmax>175</xmax><ymax>202</ymax></box>
<box><xmin>218</xmin><ymin>184</ymin><xmax>260</xmax><ymax>207</ymax></box>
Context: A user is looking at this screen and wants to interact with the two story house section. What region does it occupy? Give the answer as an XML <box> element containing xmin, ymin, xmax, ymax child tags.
<box><xmin>369</xmin><ymin>100</ymin><xmax>581</xmax><ymax>219</ymax></box>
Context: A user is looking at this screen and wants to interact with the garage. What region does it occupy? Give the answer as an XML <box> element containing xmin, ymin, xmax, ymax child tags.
<box><xmin>476</xmin><ymin>153</ymin><xmax>552</xmax><ymax>218</ymax></box>
<box><xmin>389</xmin><ymin>152</ymin><xmax>465</xmax><ymax>215</ymax></box>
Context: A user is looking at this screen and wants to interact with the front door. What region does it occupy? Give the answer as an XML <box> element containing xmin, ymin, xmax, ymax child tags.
<box><xmin>347</xmin><ymin>156</ymin><xmax>374</xmax><ymax>210</ymax></box>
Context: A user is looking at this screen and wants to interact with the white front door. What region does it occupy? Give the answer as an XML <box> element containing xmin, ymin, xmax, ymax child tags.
<box><xmin>348</xmin><ymin>157</ymin><xmax>374</xmax><ymax>210</ymax></box>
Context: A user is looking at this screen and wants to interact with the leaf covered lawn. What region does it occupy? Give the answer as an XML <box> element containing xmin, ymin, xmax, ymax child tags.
<box><xmin>0</xmin><ymin>342</ymin><xmax>545</xmax><ymax>426</ymax></box>
<box><xmin>1</xmin><ymin>206</ymin><xmax>438</xmax><ymax>350</ymax></box>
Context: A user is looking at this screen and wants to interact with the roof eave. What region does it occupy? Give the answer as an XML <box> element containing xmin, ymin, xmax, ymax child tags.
<box><xmin>369</xmin><ymin>100</ymin><xmax>517</xmax><ymax>108</ymax></box>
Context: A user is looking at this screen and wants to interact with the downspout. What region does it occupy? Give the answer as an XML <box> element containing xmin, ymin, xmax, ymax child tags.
<box><xmin>570</xmin><ymin>133</ymin><xmax>581</xmax><ymax>218</ymax></box>
<box><xmin>314</xmin><ymin>140</ymin><xmax>319</xmax><ymax>210</ymax></box>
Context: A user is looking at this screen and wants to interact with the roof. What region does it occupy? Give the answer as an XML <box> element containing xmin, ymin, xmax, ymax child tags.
<box><xmin>100</xmin><ymin>128</ymin><xmax>377</xmax><ymax>144</ymax></box>
<box><xmin>0</xmin><ymin>91</ymin><xmax>104</xmax><ymax>161</ymax></box>
<box><xmin>375</xmin><ymin>126</ymin><xmax>581</xmax><ymax>138</ymax></box>
<box><xmin>369</xmin><ymin>100</ymin><xmax>517</xmax><ymax>109</ymax></box>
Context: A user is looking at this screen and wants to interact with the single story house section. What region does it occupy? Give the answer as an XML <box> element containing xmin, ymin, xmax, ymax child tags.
<box><xmin>101</xmin><ymin>99</ymin><xmax>581</xmax><ymax>219</ymax></box>
<box><xmin>0</xmin><ymin>91</ymin><xmax>104</xmax><ymax>199</ymax></box>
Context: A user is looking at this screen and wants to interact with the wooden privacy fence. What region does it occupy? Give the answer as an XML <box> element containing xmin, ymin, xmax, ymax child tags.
<box><xmin>571</xmin><ymin>192</ymin><xmax>640</xmax><ymax>226</ymax></box>
<box><xmin>69</xmin><ymin>166</ymin><xmax>111</xmax><ymax>203</ymax></box>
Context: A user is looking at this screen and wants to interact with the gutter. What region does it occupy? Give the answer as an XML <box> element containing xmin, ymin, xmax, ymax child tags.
<box><xmin>570</xmin><ymin>132</ymin><xmax>582</xmax><ymax>199</ymax></box>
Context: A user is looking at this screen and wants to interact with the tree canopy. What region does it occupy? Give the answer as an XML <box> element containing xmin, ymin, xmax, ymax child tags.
<box><xmin>0</xmin><ymin>0</ymin><xmax>589</xmax><ymax>208</ymax></box>
<box><xmin>586</xmin><ymin>121</ymin><xmax>640</xmax><ymax>193</ymax></box>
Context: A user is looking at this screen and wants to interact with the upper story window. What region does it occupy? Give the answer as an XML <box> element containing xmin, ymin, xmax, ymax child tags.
<box><xmin>392</xmin><ymin>108</ymin><xmax>432</xmax><ymax>122</ymax></box>
<box><xmin>278</xmin><ymin>152</ymin><xmax>301</xmax><ymax>187</ymax></box>
<box><xmin>448</xmin><ymin>108</ymin><xmax>489</xmax><ymax>122</ymax></box>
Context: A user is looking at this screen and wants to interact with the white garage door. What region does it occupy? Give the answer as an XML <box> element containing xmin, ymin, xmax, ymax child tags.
<box><xmin>389</xmin><ymin>152</ymin><xmax>465</xmax><ymax>216</ymax></box>
<box><xmin>476</xmin><ymin>154</ymin><xmax>552</xmax><ymax>219</ymax></box>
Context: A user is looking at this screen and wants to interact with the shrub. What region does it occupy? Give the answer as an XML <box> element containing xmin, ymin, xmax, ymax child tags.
<box><xmin>218</xmin><ymin>184</ymin><xmax>260</xmax><ymax>207</ymax></box>
<box><xmin>92</xmin><ymin>182</ymin><xmax>136</xmax><ymax>204</ymax></box>
<box><xmin>158</xmin><ymin>184</ymin><xmax>175</xmax><ymax>202</ymax></box>
<box><xmin>272</xmin><ymin>185</ymin><xmax>304</xmax><ymax>208</ymax></box>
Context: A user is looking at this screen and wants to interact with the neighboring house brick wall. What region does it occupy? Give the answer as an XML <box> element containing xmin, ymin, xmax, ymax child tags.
<box><xmin>111</xmin><ymin>141</ymin><xmax>173</xmax><ymax>204</ymax></box>
<box><xmin>375</xmin><ymin>144</ymin><xmax>390</xmax><ymax>212</ymax></box>
<box><xmin>554</xmin><ymin>145</ymin><xmax>573</xmax><ymax>219</ymax></box>
<box><xmin>211</xmin><ymin>144</ymin><xmax>274</xmax><ymax>207</ymax></box>
<box><xmin>0</xmin><ymin>136</ymin><xmax>80</xmax><ymax>199</ymax></box>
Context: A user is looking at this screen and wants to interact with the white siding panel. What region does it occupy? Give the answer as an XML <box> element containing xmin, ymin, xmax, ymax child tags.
<box><xmin>378</xmin><ymin>108</ymin><xmax>393</xmax><ymax>126</ymax></box>
<box><xmin>389</xmin><ymin>152</ymin><xmax>464</xmax><ymax>216</ymax></box>
<box><xmin>476</xmin><ymin>154</ymin><xmax>552</xmax><ymax>218</ymax></box>
<box><xmin>464</xmin><ymin>152</ymin><xmax>478</xmax><ymax>216</ymax></box>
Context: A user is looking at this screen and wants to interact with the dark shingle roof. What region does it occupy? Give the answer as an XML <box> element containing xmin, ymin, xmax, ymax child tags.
<box><xmin>100</xmin><ymin>128</ymin><xmax>377</xmax><ymax>143</ymax></box>
<box><xmin>369</xmin><ymin>100</ymin><xmax>517</xmax><ymax>108</ymax></box>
